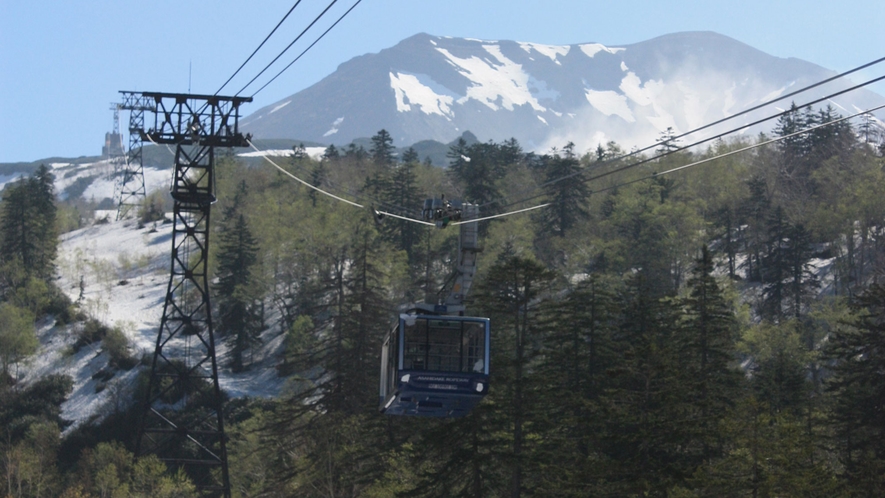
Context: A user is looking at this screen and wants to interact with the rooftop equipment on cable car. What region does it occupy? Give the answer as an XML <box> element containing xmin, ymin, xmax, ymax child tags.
<box><xmin>379</xmin><ymin>200</ymin><xmax>490</xmax><ymax>417</ymax></box>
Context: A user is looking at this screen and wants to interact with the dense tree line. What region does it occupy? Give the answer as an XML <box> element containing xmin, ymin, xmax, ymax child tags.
<box><xmin>3</xmin><ymin>106</ymin><xmax>885</xmax><ymax>496</ymax></box>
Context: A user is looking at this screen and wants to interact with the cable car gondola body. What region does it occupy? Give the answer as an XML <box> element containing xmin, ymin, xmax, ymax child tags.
<box><xmin>380</xmin><ymin>200</ymin><xmax>489</xmax><ymax>417</ymax></box>
<box><xmin>380</xmin><ymin>314</ymin><xmax>490</xmax><ymax>417</ymax></box>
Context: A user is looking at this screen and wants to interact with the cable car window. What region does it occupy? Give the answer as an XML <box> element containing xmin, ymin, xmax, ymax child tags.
<box><xmin>427</xmin><ymin>324</ymin><xmax>461</xmax><ymax>371</ymax></box>
<box><xmin>463</xmin><ymin>321</ymin><xmax>486</xmax><ymax>373</ymax></box>
<box><xmin>401</xmin><ymin>317</ymin><xmax>487</xmax><ymax>374</ymax></box>
<box><xmin>402</xmin><ymin>319</ymin><xmax>428</xmax><ymax>370</ymax></box>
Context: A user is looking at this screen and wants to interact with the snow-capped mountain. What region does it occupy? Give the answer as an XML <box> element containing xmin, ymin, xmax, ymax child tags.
<box><xmin>241</xmin><ymin>31</ymin><xmax>884</xmax><ymax>152</ymax></box>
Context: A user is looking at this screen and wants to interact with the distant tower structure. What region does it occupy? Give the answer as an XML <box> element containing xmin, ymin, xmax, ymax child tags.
<box><xmin>103</xmin><ymin>104</ymin><xmax>125</xmax><ymax>158</ymax></box>
<box><xmin>113</xmin><ymin>95</ymin><xmax>153</xmax><ymax>220</ymax></box>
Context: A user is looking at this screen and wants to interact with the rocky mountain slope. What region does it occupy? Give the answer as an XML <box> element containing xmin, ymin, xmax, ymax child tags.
<box><xmin>241</xmin><ymin>31</ymin><xmax>884</xmax><ymax>152</ymax></box>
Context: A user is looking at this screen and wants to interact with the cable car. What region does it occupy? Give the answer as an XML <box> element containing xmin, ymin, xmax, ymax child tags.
<box><xmin>380</xmin><ymin>313</ymin><xmax>490</xmax><ymax>417</ymax></box>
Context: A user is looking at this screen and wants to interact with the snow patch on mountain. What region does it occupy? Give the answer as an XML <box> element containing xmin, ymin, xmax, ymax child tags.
<box><xmin>389</xmin><ymin>72</ymin><xmax>455</xmax><ymax>118</ymax></box>
<box><xmin>239</xmin><ymin>147</ymin><xmax>326</xmax><ymax>161</ymax></box>
<box><xmin>619</xmin><ymin>72</ymin><xmax>663</xmax><ymax>106</ymax></box>
<box><xmin>578</xmin><ymin>43</ymin><xmax>625</xmax><ymax>58</ymax></box>
<box><xmin>435</xmin><ymin>45</ymin><xmax>546</xmax><ymax>112</ymax></box>
<box><xmin>761</xmin><ymin>82</ymin><xmax>796</xmax><ymax>102</ymax></box>
<box><xmin>324</xmin><ymin>117</ymin><xmax>344</xmax><ymax>137</ymax></box>
<box><xmin>518</xmin><ymin>42</ymin><xmax>570</xmax><ymax>63</ymax></box>
<box><xmin>584</xmin><ymin>89</ymin><xmax>634</xmax><ymax>122</ymax></box>
<box><xmin>270</xmin><ymin>100</ymin><xmax>291</xmax><ymax>114</ymax></box>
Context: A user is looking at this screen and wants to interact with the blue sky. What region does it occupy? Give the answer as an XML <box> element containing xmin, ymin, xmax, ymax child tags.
<box><xmin>1</xmin><ymin>0</ymin><xmax>883</xmax><ymax>163</ymax></box>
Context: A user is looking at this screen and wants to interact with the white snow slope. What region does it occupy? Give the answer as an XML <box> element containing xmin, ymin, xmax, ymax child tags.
<box><xmin>16</xmin><ymin>217</ymin><xmax>287</xmax><ymax>433</ymax></box>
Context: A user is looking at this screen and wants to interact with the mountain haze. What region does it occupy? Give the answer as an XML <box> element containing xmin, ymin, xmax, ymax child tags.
<box><xmin>241</xmin><ymin>31</ymin><xmax>884</xmax><ymax>153</ymax></box>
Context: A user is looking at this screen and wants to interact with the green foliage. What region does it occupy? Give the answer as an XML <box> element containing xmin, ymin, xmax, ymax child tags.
<box><xmin>12</xmin><ymin>109</ymin><xmax>885</xmax><ymax>496</ymax></box>
<box><xmin>138</xmin><ymin>189</ymin><xmax>167</xmax><ymax>225</ymax></box>
<box><xmin>0</xmin><ymin>164</ymin><xmax>58</xmax><ymax>281</ymax></box>
<box><xmin>538</xmin><ymin>142</ymin><xmax>590</xmax><ymax>237</ymax></box>
<box><xmin>0</xmin><ymin>374</ymin><xmax>72</xmax><ymax>444</ymax></box>
<box><xmin>68</xmin><ymin>441</ymin><xmax>197</xmax><ymax>497</ymax></box>
<box><xmin>0</xmin><ymin>302</ymin><xmax>37</xmax><ymax>378</ymax></box>
<box><xmin>103</xmin><ymin>325</ymin><xmax>136</xmax><ymax>370</ymax></box>
<box><xmin>214</xmin><ymin>180</ymin><xmax>264</xmax><ymax>372</ymax></box>
<box><xmin>825</xmin><ymin>284</ymin><xmax>885</xmax><ymax>494</ymax></box>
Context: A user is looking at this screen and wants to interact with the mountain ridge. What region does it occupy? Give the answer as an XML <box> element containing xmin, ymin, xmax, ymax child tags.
<box><xmin>240</xmin><ymin>31</ymin><xmax>882</xmax><ymax>153</ymax></box>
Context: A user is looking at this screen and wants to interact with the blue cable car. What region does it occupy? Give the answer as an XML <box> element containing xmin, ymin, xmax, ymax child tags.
<box><xmin>380</xmin><ymin>313</ymin><xmax>490</xmax><ymax>417</ymax></box>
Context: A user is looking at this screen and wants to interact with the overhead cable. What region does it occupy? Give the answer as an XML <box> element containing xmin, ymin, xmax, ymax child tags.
<box><xmin>480</xmin><ymin>56</ymin><xmax>885</xmax><ymax>210</ymax></box>
<box><xmin>236</xmin><ymin>0</ymin><xmax>341</xmax><ymax>97</ymax></box>
<box><xmin>492</xmin><ymin>72</ymin><xmax>885</xmax><ymax>212</ymax></box>
<box><xmin>246</xmin><ymin>140</ymin><xmax>435</xmax><ymax>226</ymax></box>
<box><xmin>458</xmin><ymin>103</ymin><xmax>885</xmax><ymax>226</ymax></box>
<box><xmin>215</xmin><ymin>1</ymin><xmax>304</xmax><ymax>96</ymax></box>
<box><xmin>251</xmin><ymin>0</ymin><xmax>364</xmax><ymax>98</ymax></box>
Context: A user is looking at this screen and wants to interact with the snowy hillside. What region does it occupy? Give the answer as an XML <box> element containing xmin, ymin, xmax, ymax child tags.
<box><xmin>17</xmin><ymin>217</ymin><xmax>287</xmax><ymax>432</ymax></box>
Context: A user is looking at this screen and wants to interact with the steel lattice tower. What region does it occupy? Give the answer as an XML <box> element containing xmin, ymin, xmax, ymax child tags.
<box><xmin>106</xmin><ymin>104</ymin><xmax>128</xmax><ymax>194</ymax></box>
<box><xmin>114</xmin><ymin>93</ymin><xmax>154</xmax><ymax>220</ymax></box>
<box><xmin>130</xmin><ymin>91</ymin><xmax>251</xmax><ymax>498</ymax></box>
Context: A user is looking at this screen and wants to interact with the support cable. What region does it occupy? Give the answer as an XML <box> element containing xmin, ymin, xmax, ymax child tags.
<box><xmin>587</xmin><ymin>102</ymin><xmax>885</xmax><ymax>197</ymax></box>
<box><xmin>480</xmin><ymin>58</ymin><xmax>885</xmax><ymax>210</ymax></box>
<box><xmin>236</xmin><ymin>0</ymin><xmax>341</xmax><ymax>97</ymax></box>
<box><xmin>247</xmin><ymin>140</ymin><xmax>435</xmax><ymax>225</ymax></box>
<box><xmin>246</xmin><ymin>99</ymin><xmax>885</xmax><ymax>228</ymax></box>
<box><xmin>490</xmin><ymin>73</ymin><xmax>885</xmax><ymax>213</ymax></box>
<box><xmin>250</xmin><ymin>0</ymin><xmax>363</xmax><ymax>98</ymax></box>
<box><xmin>452</xmin><ymin>103</ymin><xmax>885</xmax><ymax>226</ymax></box>
<box><xmin>215</xmin><ymin>1</ymin><xmax>304</xmax><ymax>96</ymax></box>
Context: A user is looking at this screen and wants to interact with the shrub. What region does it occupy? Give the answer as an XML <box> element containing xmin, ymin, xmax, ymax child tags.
<box><xmin>103</xmin><ymin>326</ymin><xmax>136</xmax><ymax>370</ymax></box>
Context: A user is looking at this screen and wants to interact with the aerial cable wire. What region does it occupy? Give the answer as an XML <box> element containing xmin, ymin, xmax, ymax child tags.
<box><xmin>245</xmin><ymin>92</ymin><xmax>884</xmax><ymax>228</ymax></box>
<box><xmin>250</xmin><ymin>0</ymin><xmax>364</xmax><ymax>98</ymax></box>
<box><xmin>215</xmin><ymin>1</ymin><xmax>304</xmax><ymax>96</ymax></box>
<box><xmin>235</xmin><ymin>0</ymin><xmax>341</xmax><ymax>97</ymax></box>
<box><xmin>452</xmin><ymin>102</ymin><xmax>885</xmax><ymax>226</ymax></box>
<box><xmin>590</xmin><ymin>102</ymin><xmax>885</xmax><ymax>195</ymax></box>
<box><xmin>250</xmin><ymin>143</ymin><xmax>423</xmax><ymax>216</ymax></box>
<box><xmin>479</xmin><ymin>56</ymin><xmax>885</xmax><ymax>210</ymax></box>
<box><xmin>247</xmin><ymin>139</ymin><xmax>435</xmax><ymax>226</ymax></box>
<box><xmin>490</xmin><ymin>72</ymin><xmax>885</xmax><ymax>212</ymax></box>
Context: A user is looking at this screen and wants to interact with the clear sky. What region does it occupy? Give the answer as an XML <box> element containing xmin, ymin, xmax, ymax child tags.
<box><xmin>1</xmin><ymin>0</ymin><xmax>883</xmax><ymax>163</ymax></box>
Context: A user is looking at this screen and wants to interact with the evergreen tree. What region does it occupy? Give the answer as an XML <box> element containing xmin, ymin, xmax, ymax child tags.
<box><xmin>401</xmin><ymin>146</ymin><xmax>419</xmax><ymax>164</ymax></box>
<box><xmin>345</xmin><ymin>143</ymin><xmax>368</xmax><ymax>162</ymax></box>
<box><xmin>738</xmin><ymin>175</ymin><xmax>770</xmax><ymax>282</ymax></box>
<box><xmin>472</xmin><ymin>251</ymin><xmax>556</xmax><ymax>498</ymax></box>
<box><xmin>448</xmin><ymin>141</ymin><xmax>507</xmax><ymax>206</ymax></box>
<box><xmin>602</xmin><ymin>272</ymin><xmax>684</xmax><ymax>495</ymax></box>
<box><xmin>338</xmin><ymin>222</ymin><xmax>392</xmax><ymax>414</ymax></box>
<box><xmin>322</xmin><ymin>143</ymin><xmax>339</xmax><ymax>160</ymax></box>
<box><xmin>532</xmin><ymin>273</ymin><xmax>622</xmax><ymax>495</ymax></box>
<box><xmin>539</xmin><ymin>142</ymin><xmax>589</xmax><ymax>237</ymax></box>
<box><xmin>307</xmin><ymin>161</ymin><xmax>326</xmax><ymax>207</ymax></box>
<box><xmin>215</xmin><ymin>183</ymin><xmax>263</xmax><ymax>372</ymax></box>
<box><xmin>825</xmin><ymin>284</ymin><xmax>885</xmax><ymax>495</ymax></box>
<box><xmin>370</xmin><ymin>129</ymin><xmax>396</xmax><ymax>167</ymax></box>
<box><xmin>761</xmin><ymin>206</ymin><xmax>789</xmax><ymax>321</ymax></box>
<box><xmin>446</xmin><ymin>137</ymin><xmax>470</xmax><ymax>174</ymax></box>
<box><xmin>675</xmin><ymin>246</ymin><xmax>741</xmax><ymax>464</ymax></box>
<box><xmin>784</xmin><ymin>223</ymin><xmax>819</xmax><ymax>319</ymax></box>
<box><xmin>0</xmin><ymin>165</ymin><xmax>58</xmax><ymax>281</ymax></box>
<box><xmin>656</xmin><ymin>126</ymin><xmax>681</xmax><ymax>155</ymax></box>
<box><xmin>379</xmin><ymin>159</ymin><xmax>422</xmax><ymax>262</ymax></box>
